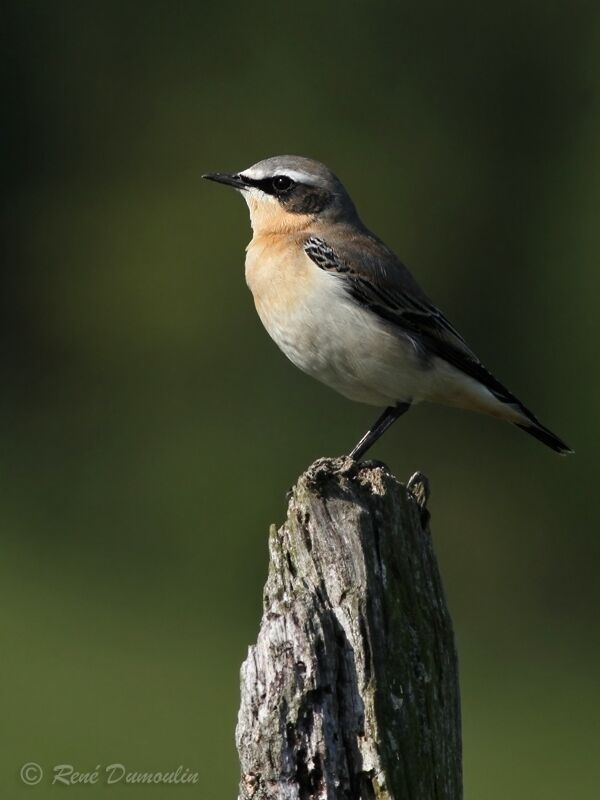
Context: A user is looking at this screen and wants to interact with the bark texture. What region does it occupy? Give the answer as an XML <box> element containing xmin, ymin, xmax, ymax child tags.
<box><xmin>236</xmin><ymin>457</ymin><xmax>461</xmax><ymax>800</ymax></box>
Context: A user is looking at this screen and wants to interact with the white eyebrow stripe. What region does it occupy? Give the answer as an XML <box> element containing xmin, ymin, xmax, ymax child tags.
<box><xmin>276</xmin><ymin>169</ymin><xmax>317</xmax><ymax>184</ymax></box>
<box><xmin>240</xmin><ymin>166</ymin><xmax>317</xmax><ymax>185</ymax></box>
<box><xmin>240</xmin><ymin>165</ymin><xmax>268</xmax><ymax>179</ymax></box>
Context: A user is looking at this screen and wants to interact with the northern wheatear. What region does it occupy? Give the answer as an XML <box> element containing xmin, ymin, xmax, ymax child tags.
<box><xmin>203</xmin><ymin>155</ymin><xmax>572</xmax><ymax>459</ymax></box>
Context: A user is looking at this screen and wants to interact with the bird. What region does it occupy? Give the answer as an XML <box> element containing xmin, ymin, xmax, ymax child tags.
<box><xmin>203</xmin><ymin>155</ymin><xmax>572</xmax><ymax>459</ymax></box>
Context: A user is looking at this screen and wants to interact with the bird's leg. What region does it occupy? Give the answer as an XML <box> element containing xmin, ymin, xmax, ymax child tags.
<box><xmin>349</xmin><ymin>401</ymin><xmax>411</xmax><ymax>461</ymax></box>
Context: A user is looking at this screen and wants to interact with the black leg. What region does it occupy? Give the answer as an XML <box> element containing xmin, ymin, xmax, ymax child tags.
<box><xmin>349</xmin><ymin>401</ymin><xmax>411</xmax><ymax>461</ymax></box>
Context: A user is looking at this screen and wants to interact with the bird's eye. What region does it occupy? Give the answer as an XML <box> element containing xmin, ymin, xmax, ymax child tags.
<box><xmin>272</xmin><ymin>175</ymin><xmax>294</xmax><ymax>193</ymax></box>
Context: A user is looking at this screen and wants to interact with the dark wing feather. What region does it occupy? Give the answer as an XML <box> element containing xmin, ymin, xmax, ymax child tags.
<box><xmin>304</xmin><ymin>235</ymin><xmax>523</xmax><ymax>409</ymax></box>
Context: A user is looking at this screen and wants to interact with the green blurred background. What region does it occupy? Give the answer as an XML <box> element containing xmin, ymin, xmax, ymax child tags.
<box><xmin>2</xmin><ymin>1</ymin><xmax>598</xmax><ymax>797</ymax></box>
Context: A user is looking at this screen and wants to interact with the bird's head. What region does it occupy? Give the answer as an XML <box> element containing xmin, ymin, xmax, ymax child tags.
<box><xmin>203</xmin><ymin>155</ymin><xmax>359</xmax><ymax>235</ymax></box>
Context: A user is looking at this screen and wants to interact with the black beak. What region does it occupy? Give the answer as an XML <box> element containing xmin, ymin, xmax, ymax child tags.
<box><xmin>202</xmin><ymin>172</ymin><xmax>247</xmax><ymax>190</ymax></box>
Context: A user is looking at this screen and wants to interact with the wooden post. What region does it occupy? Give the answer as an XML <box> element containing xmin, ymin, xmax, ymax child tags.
<box><xmin>236</xmin><ymin>457</ymin><xmax>462</xmax><ymax>800</ymax></box>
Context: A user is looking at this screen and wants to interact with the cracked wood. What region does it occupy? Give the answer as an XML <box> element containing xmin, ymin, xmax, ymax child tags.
<box><xmin>236</xmin><ymin>457</ymin><xmax>462</xmax><ymax>800</ymax></box>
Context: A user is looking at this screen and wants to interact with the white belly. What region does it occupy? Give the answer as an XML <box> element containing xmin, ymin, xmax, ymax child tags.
<box><xmin>246</xmin><ymin>246</ymin><xmax>436</xmax><ymax>407</ymax></box>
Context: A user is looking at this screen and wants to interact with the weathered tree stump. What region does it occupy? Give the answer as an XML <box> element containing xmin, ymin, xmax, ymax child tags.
<box><xmin>236</xmin><ymin>457</ymin><xmax>461</xmax><ymax>800</ymax></box>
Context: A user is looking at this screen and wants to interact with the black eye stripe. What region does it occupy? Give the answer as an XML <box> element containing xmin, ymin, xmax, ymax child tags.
<box><xmin>272</xmin><ymin>175</ymin><xmax>293</xmax><ymax>192</ymax></box>
<box><xmin>240</xmin><ymin>175</ymin><xmax>295</xmax><ymax>196</ymax></box>
<box><xmin>238</xmin><ymin>174</ymin><xmax>332</xmax><ymax>214</ymax></box>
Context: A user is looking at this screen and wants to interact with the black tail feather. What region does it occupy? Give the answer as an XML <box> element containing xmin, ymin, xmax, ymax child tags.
<box><xmin>515</xmin><ymin>420</ymin><xmax>573</xmax><ymax>455</ymax></box>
